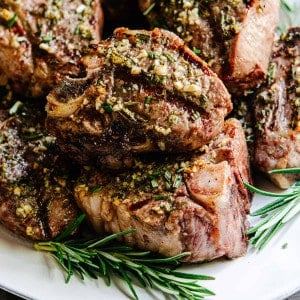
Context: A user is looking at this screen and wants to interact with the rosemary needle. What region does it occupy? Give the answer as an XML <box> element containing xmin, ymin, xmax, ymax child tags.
<box><xmin>34</xmin><ymin>215</ymin><xmax>215</xmax><ymax>300</ymax></box>
<box><xmin>245</xmin><ymin>168</ymin><xmax>300</xmax><ymax>250</ymax></box>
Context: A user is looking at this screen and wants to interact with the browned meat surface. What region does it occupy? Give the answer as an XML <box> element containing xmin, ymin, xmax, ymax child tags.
<box><xmin>139</xmin><ymin>0</ymin><xmax>280</xmax><ymax>95</ymax></box>
<box><xmin>74</xmin><ymin>118</ymin><xmax>251</xmax><ymax>262</ymax></box>
<box><xmin>0</xmin><ymin>101</ymin><xmax>80</xmax><ymax>240</ymax></box>
<box><xmin>0</xmin><ymin>0</ymin><xmax>103</xmax><ymax>98</ymax></box>
<box><xmin>46</xmin><ymin>27</ymin><xmax>232</xmax><ymax>169</ymax></box>
<box><xmin>253</xmin><ymin>27</ymin><xmax>300</xmax><ymax>189</ymax></box>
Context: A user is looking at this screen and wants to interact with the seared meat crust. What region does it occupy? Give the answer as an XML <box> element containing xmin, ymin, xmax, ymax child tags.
<box><xmin>46</xmin><ymin>27</ymin><xmax>232</xmax><ymax>169</ymax></box>
<box><xmin>140</xmin><ymin>0</ymin><xmax>280</xmax><ymax>94</ymax></box>
<box><xmin>0</xmin><ymin>101</ymin><xmax>79</xmax><ymax>240</ymax></box>
<box><xmin>0</xmin><ymin>0</ymin><xmax>103</xmax><ymax>97</ymax></box>
<box><xmin>74</xmin><ymin>118</ymin><xmax>251</xmax><ymax>262</ymax></box>
<box><xmin>253</xmin><ymin>28</ymin><xmax>300</xmax><ymax>189</ymax></box>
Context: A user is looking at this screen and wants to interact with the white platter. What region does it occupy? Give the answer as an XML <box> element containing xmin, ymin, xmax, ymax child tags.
<box><xmin>1</xmin><ymin>0</ymin><xmax>300</xmax><ymax>299</ymax></box>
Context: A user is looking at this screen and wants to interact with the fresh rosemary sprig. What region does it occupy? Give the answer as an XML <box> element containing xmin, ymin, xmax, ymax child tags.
<box><xmin>245</xmin><ymin>168</ymin><xmax>300</xmax><ymax>250</ymax></box>
<box><xmin>34</xmin><ymin>215</ymin><xmax>215</xmax><ymax>300</ymax></box>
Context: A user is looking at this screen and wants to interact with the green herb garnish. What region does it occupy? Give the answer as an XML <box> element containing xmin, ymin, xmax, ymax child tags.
<box><xmin>192</xmin><ymin>47</ymin><xmax>201</xmax><ymax>56</ymax></box>
<box><xmin>172</xmin><ymin>174</ymin><xmax>183</xmax><ymax>189</ymax></box>
<box><xmin>267</xmin><ymin>62</ymin><xmax>276</xmax><ymax>84</ymax></box>
<box><xmin>147</xmin><ymin>51</ymin><xmax>156</xmax><ymax>59</ymax></box>
<box><xmin>42</xmin><ymin>33</ymin><xmax>54</xmax><ymax>43</ymax></box>
<box><xmin>9</xmin><ymin>101</ymin><xmax>23</xmax><ymax>115</ymax></box>
<box><xmin>34</xmin><ymin>214</ymin><xmax>215</xmax><ymax>300</ymax></box>
<box><xmin>90</xmin><ymin>185</ymin><xmax>103</xmax><ymax>194</ymax></box>
<box><xmin>191</xmin><ymin>111</ymin><xmax>201</xmax><ymax>121</ymax></box>
<box><xmin>103</xmin><ymin>104</ymin><xmax>113</xmax><ymax>113</ymax></box>
<box><xmin>245</xmin><ymin>168</ymin><xmax>300</xmax><ymax>250</ymax></box>
<box><xmin>151</xmin><ymin>178</ymin><xmax>159</xmax><ymax>188</ymax></box>
<box><xmin>144</xmin><ymin>95</ymin><xmax>152</xmax><ymax>104</ymax></box>
<box><xmin>6</xmin><ymin>13</ymin><xmax>17</xmax><ymax>28</ymax></box>
<box><xmin>162</xmin><ymin>52</ymin><xmax>175</xmax><ymax>62</ymax></box>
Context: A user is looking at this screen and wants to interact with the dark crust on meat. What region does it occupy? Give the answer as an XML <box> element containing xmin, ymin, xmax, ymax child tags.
<box><xmin>0</xmin><ymin>0</ymin><xmax>103</xmax><ymax>97</ymax></box>
<box><xmin>253</xmin><ymin>27</ymin><xmax>300</xmax><ymax>189</ymax></box>
<box><xmin>46</xmin><ymin>27</ymin><xmax>232</xmax><ymax>169</ymax></box>
<box><xmin>140</xmin><ymin>0</ymin><xmax>280</xmax><ymax>94</ymax></box>
<box><xmin>0</xmin><ymin>101</ymin><xmax>79</xmax><ymax>240</ymax></box>
<box><xmin>74</xmin><ymin>118</ymin><xmax>251</xmax><ymax>262</ymax></box>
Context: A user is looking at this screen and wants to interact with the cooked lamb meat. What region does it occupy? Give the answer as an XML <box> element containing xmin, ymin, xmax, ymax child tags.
<box><xmin>253</xmin><ymin>27</ymin><xmax>300</xmax><ymax>189</ymax></box>
<box><xmin>139</xmin><ymin>0</ymin><xmax>280</xmax><ymax>95</ymax></box>
<box><xmin>46</xmin><ymin>27</ymin><xmax>232</xmax><ymax>169</ymax></box>
<box><xmin>74</xmin><ymin>118</ymin><xmax>251</xmax><ymax>262</ymax></box>
<box><xmin>0</xmin><ymin>0</ymin><xmax>103</xmax><ymax>98</ymax></box>
<box><xmin>0</xmin><ymin>100</ymin><xmax>80</xmax><ymax>240</ymax></box>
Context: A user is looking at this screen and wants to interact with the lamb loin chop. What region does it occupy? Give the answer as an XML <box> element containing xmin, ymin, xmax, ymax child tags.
<box><xmin>139</xmin><ymin>0</ymin><xmax>280</xmax><ymax>95</ymax></box>
<box><xmin>74</xmin><ymin>118</ymin><xmax>251</xmax><ymax>263</ymax></box>
<box><xmin>0</xmin><ymin>100</ymin><xmax>80</xmax><ymax>240</ymax></box>
<box><xmin>0</xmin><ymin>0</ymin><xmax>103</xmax><ymax>98</ymax></box>
<box><xmin>46</xmin><ymin>27</ymin><xmax>232</xmax><ymax>169</ymax></box>
<box><xmin>253</xmin><ymin>27</ymin><xmax>300</xmax><ymax>189</ymax></box>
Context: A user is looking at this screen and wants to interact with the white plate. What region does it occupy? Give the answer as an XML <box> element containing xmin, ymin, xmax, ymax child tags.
<box><xmin>1</xmin><ymin>179</ymin><xmax>300</xmax><ymax>300</ymax></box>
<box><xmin>1</xmin><ymin>1</ymin><xmax>300</xmax><ymax>299</ymax></box>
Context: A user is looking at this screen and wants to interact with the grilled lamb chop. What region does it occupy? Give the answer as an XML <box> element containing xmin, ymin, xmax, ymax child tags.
<box><xmin>139</xmin><ymin>0</ymin><xmax>280</xmax><ymax>95</ymax></box>
<box><xmin>74</xmin><ymin>118</ymin><xmax>251</xmax><ymax>263</ymax></box>
<box><xmin>0</xmin><ymin>0</ymin><xmax>103</xmax><ymax>98</ymax></box>
<box><xmin>46</xmin><ymin>27</ymin><xmax>232</xmax><ymax>169</ymax></box>
<box><xmin>253</xmin><ymin>27</ymin><xmax>300</xmax><ymax>189</ymax></box>
<box><xmin>0</xmin><ymin>100</ymin><xmax>80</xmax><ymax>240</ymax></box>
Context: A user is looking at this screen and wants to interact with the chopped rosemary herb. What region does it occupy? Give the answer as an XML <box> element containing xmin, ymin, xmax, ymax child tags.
<box><xmin>267</xmin><ymin>62</ymin><xmax>277</xmax><ymax>84</ymax></box>
<box><xmin>200</xmin><ymin>95</ymin><xmax>208</xmax><ymax>105</ymax></box>
<box><xmin>6</xmin><ymin>13</ymin><xmax>17</xmax><ymax>28</ymax></box>
<box><xmin>42</xmin><ymin>33</ymin><xmax>54</xmax><ymax>43</ymax></box>
<box><xmin>144</xmin><ymin>96</ymin><xmax>152</xmax><ymax>104</ymax></box>
<box><xmin>191</xmin><ymin>111</ymin><xmax>201</xmax><ymax>121</ymax></box>
<box><xmin>90</xmin><ymin>185</ymin><xmax>103</xmax><ymax>194</ymax></box>
<box><xmin>135</xmin><ymin>33</ymin><xmax>150</xmax><ymax>43</ymax></box>
<box><xmin>172</xmin><ymin>174</ymin><xmax>183</xmax><ymax>189</ymax></box>
<box><xmin>164</xmin><ymin>170</ymin><xmax>172</xmax><ymax>182</ymax></box>
<box><xmin>9</xmin><ymin>101</ymin><xmax>23</xmax><ymax>115</ymax></box>
<box><xmin>192</xmin><ymin>47</ymin><xmax>201</xmax><ymax>55</ymax></box>
<box><xmin>147</xmin><ymin>51</ymin><xmax>156</xmax><ymax>59</ymax></box>
<box><xmin>103</xmin><ymin>104</ymin><xmax>113</xmax><ymax>113</ymax></box>
<box><xmin>151</xmin><ymin>178</ymin><xmax>159</xmax><ymax>188</ymax></box>
<box><xmin>162</xmin><ymin>52</ymin><xmax>175</xmax><ymax>62</ymax></box>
